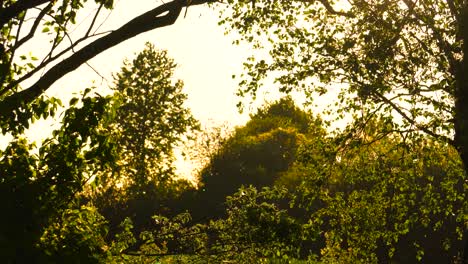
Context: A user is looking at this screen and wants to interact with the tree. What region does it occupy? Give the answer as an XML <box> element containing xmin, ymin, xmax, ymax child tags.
<box><xmin>0</xmin><ymin>91</ymin><xmax>118</xmax><ymax>262</ymax></box>
<box><xmin>292</xmin><ymin>119</ymin><xmax>466</xmax><ymax>262</ymax></box>
<box><xmin>116</xmin><ymin>186</ymin><xmax>315</xmax><ymax>263</ymax></box>
<box><xmin>194</xmin><ymin>97</ymin><xmax>325</xmax><ymax>219</ymax></box>
<box><xmin>108</xmin><ymin>42</ymin><xmax>197</xmax><ymax>192</ymax></box>
<box><xmin>89</xmin><ymin>43</ymin><xmax>198</xmax><ymax>236</ymax></box>
<box><xmin>0</xmin><ymin>0</ymin><xmax>214</xmax><ymax>134</ymax></box>
<box><xmin>221</xmin><ymin>0</ymin><xmax>468</xmax><ymax>261</ymax></box>
<box><xmin>108</xmin><ymin>117</ymin><xmax>466</xmax><ymax>263</ymax></box>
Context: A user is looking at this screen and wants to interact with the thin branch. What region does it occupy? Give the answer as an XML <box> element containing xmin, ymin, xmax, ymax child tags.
<box><xmin>39</xmin><ymin>6</ymin><xmax>112</xmax><ymax>67</ymax></box>
<box><xmin>85</xmin><ymin>62</ymin><xmax>108</xmax><ymax>83</ymax></box>
<box><xmin>0</xmin><ymin>30</ymin><xmax>107</xmax><ymax>97</ymax></box>
<box><xmin>86</xmin><ymin>3</ymin><xmax>104</xmax><ymax>37</ymax></box>
<box><xmin>0</xmin><ymin>0</ymin><xmax>51</xmax><ymax>27</ymax></box>
<box><xmin>11</xmin><ymin>2</ymin><xmax>53</xmax><ymax>51</ymax></box>
<box><xmin>13</xmin><ymin>8</ymin><xmax>26</xmax><ymax>50</ymax></box>
<box><xmin>0</xmin><ymin>6</ymin><xmax>27</xmax><ymax>89</ymax></box>
<box><xmin>0</xmin><ymin>0</ymin><xmax>213</xmax><ymax>118</ymax></box>
<box><xmin>92</xmin><ymin>3</ymin><xmax>114</xmax><ymax>35</ymax></box>
<box><xmin>293</xmin><ymin>0</ymin><xmax>355</xmax><ymax>17</ymax></box>
<box><xmin>372</xmin><ymin>90</ymin><xmax>455</xmax><ymax>145</ymax></box>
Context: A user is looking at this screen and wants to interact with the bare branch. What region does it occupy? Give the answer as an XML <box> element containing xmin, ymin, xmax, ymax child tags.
<box><xmin>85</xmin><ymin>62</ymin><xmax>108</xmax><ymax>83</ymax></box>
<box><xmin>0</xmin><ymin>0</ymin><xmax>214</xmax><ymax>118</ymax></box>
<box><xmin>0</xmin><ymin>0</ymin><xmax>51</xmax><ymax>27</ymax></box>
<box><xmin>372</xmin><ymin>90</ymin><xmax>455</xmax><ymax>145</ymax></box>
<box><xmin>85</xmin><ymin>3</ymin><xmax>105</xmax><ymax>37</ymax></box>
<box><xmin>12</xmin><ymin>3</ymin><xmax>54</xmax><ymax>51</ymax></box>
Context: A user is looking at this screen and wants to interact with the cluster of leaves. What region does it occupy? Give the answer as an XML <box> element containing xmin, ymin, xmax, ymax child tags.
<box><xmin>0</xmin><ymin>90</ymin><xmax>118</xmax><ymax>262</ymax></box>
<box><xmin>0</xmin><ymin>0</ymin><xmax>116</xmax><ymax>134</ymax></box>
<box><xmin>116</xmin><ymin>99</ymin><xmax>465</xmax><ymax>263</ymax></box>
<box><xmin>39</xmin><ymin>205</ymin><xmax>110</xmax><ymax>263</ymax></box>
<box><xmin>84</xmin><ymin>43</ymin><xmax>199</xmax><ymax>239</ymax></box>
<box><xmin>296</xmin><ymin>125</ymin><xmax>467</xmax><ymax>262</ymax></box>
<box><xmin>194</xmin><ymin>97</ymin><xmax>325</xmax><ymax>219</ymax></box>
<box><xmin>220</xmin><ymin>0</ymin><xmax>463</xmax><ymax>145</ymax></box>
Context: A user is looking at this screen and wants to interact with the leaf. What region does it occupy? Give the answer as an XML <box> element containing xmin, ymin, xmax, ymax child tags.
<box><xmin>69</xmin><ymin>97</ymin><xmax>79</xmax><ymax>106</ymax></box>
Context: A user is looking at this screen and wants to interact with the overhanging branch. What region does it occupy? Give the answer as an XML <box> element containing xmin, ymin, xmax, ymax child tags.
<box><xmin>0</xmin><ymin>0</ymin><xmax>213</xmax><ymax>118</ymax></box>
<box><xmin>0</xmin><ymin>0</ymin><xmax>51</xmax><ymax>27</ymax></box>
<box><xmin>372</xmin><ymin>91</ymin><xmax>455</xmax><ymax>145</ymax></box>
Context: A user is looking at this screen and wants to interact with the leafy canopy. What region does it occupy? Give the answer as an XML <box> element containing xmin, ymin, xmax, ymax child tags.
<box><xmin>108</xmin><ymin>42</ymin><xmax>198</xmax><ymax>193</ymax></box>
<box><xmin>221</xmin><ymin>0</ymin><xmax>462</xmax><ymax>143</ymax></box>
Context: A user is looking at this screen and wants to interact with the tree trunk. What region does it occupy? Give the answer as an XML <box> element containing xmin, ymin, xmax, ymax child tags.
<box><xmin>454</xmin><ymin>7</ymin><xmax>468</xmax><ymax>264</ymax></box>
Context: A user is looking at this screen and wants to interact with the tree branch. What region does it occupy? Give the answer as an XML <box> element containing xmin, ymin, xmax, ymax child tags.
<box><xmin>0</xmin><ymin>31</ymin><xmax>106</xmax><ymax>98</ymax></box>
<box><xmin>0</xmin><ymin>0</ymin><xmax>51</xmax><ymax>27</ymax></box>
<box><xmin>0</xmin><ymin>0</ymin><xmax>213</xmax><ymax>118</ymax></box>
<box><xmin>402</xmin><ymin>0</ymin><xmax>457</xmax><ymax>73</ymax></box>
<box><xmin>12</xmin><ymin>3</ymin><xmax>53</xmax><ymax>51</ymax></box>
<box><xmin>85</xmin><ymin>3</ymin><xmax>105</xmax><ymax>37</ymax></box>
<box><xmin>372</xmin><ymin>90</ymin><xmax>455</xmax><ymax>145</ymax></box>
<box><xmin>318</xmin><ymin>0</ymin><xmax>354</xmax><ymax>17</ymax></box>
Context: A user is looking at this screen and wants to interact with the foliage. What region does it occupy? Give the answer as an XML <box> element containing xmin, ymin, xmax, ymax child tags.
<box><xmin>0</xmin><ymin>0</ymin><xmax>114</xmax><ymax>134</ymax></box>
<box><xmin>39</xmin><ymin>205</ymin><xmax>110</xmax><ymax>264</ymax></box>
<box><xmin>221</xmin><ymin>0</ymin><xmax>459</xmax><ymax>142</ymax></box>
<box><xmin>1</xmin><ymin>92</ymin><xmax>459</xmax><ymax>263</ymax></box>
<box><xmin>192</xmin><ymin>106</ymin><xmax>465</xmax><ymax>262</ymax></box>
<box><xmin>2</xmin><ymin>1</ymin><xmax>467</xmax><ymax>262</ymax></box>
<box><xmin>196</xmin><ymin>97</ymin><xmax>324</xmax><ymax>218</ymax></box>
<box><xmin>220</xmin><ymin>1</ymin><xmax>468</xmax><ymax>261</ymax></box>
<box><xmin>86</xmin><ymin>43</ymin><xmax>198</xmax><ymax>240</ymax></box>
<box><xmin>293</xmin><ymin>120</ymin><xmax>467</xmax><ymax>262</ymax></box>
<box><xmin>117</xmin><ymin>186</ymin><xmax>316</xmax><ymax>263</ymax></box>
<box><xmin>103</xmin><ymin>42</ymin><xmax>198</xmax><ymax>194</ymax></box>
<box><xmin>210</xmin><ymin>186</ymin><xmax>313</xmax><ymax>262</ymax></box>
<box><xmin>0</xmin><ymin>90</ymin><xmax>118</xmax><ymax>262</ymax></box>
<box><xmin>0</xmin><ymin>0</ymin><xmax>210</xmax><ymax>133</ymax></box>
<box><xmin>0</xmin><ymin>1</ymin><xmax>205</xmax><ymax>262</ymax></box>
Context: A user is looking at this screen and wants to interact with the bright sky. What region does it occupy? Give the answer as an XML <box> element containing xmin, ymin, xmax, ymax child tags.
<box><xmin>2</xmin><ymin>0</ymin><xmax>347</xmax><ymax>140</ymax></box>
<box><xmin>4</xmin><ymin>2</ymin><xmax>258</xmax><ymax>143</ymax></box>
<box><xmin>1</xmin><ymin>1</ymin><xmax>284</xmax><ymax>180</ymax></box>
<box><xmin>80</xmin><ymin>2</ymin><xmax>254</xmax><ymax>124</ymax></box>
<box><xmin>1</xmin><ymin>0</ymin><xmax>354</xmax><ymax>182</ymax></box>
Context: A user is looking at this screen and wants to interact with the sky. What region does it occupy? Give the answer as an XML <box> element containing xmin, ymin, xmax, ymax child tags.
<box><xmin>81</xmin><ymin>1</ymin><xmax>255</xmax><ymax>124</ymax></box>
<box><xmin>1</xmin><ymin>0</ymin><xmax>354</xmax><ymax>182</ymax></box>
<box><xmin>4</xmin><ymin>2</ymin><xmax>259</xmax><ymax>142</ymax></box>
<box><xmin>1</xmin><ymin>1</ymin><xmax>286</xmax><ymax>180</ymax></box>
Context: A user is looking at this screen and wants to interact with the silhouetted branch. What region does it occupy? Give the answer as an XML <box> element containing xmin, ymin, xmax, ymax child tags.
<box><xmin>0</xmin><ymin>0</ymin><xmax>51</xmax><ymax>27</ymax></box>
<box><xmin>0</xmin><ymin>0</ymin><xmax>213</xmax><ymax>118</ymax></box>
